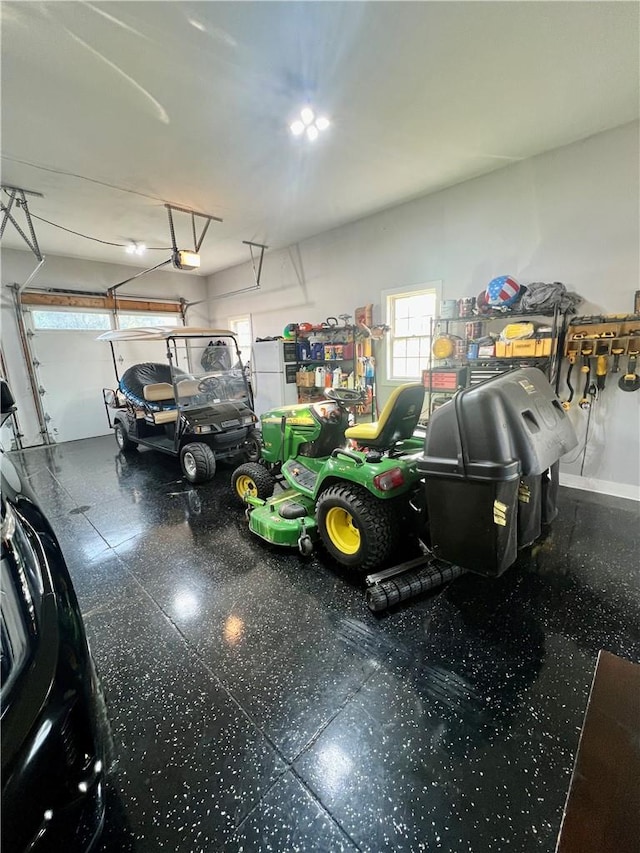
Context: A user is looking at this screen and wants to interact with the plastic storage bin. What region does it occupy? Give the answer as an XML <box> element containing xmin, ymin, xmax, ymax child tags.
<box><xmin>418</xmin><ymin>368</ymin><xmax>577</xmax><ymax>576</ymax></box>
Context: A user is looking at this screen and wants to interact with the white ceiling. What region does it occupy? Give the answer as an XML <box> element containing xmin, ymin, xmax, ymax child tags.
<box><xmin>1</xmin><ymin>1</ymin><xmax>638</xmax><ymax>276</ymax></box>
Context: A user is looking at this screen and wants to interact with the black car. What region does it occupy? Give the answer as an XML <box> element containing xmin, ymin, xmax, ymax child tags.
<box><xmin>1</xmin><ymin>380</ymin><xmax>110</xmax><ymax>852</ymax></box>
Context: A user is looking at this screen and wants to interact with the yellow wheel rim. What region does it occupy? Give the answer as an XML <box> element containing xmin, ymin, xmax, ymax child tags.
<box><xmin>236</xmin><ymin>474</ymin><xmax>257</xmax><ymax>499</ymax></box>
<box><xmin>325</xmin><ymin>507</ymin><xmax>360</xmax><ymax>555</ymax></box>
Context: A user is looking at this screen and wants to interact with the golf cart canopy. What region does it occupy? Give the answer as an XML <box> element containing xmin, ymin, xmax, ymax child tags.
<box><xmin>97</xmin><ymin>327</ymin><xmax>235</xmax><ymax>342</ymax></box>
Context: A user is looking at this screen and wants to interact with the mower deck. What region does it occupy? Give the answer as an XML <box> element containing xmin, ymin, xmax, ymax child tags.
<box><xmin>246</xmin><ymin>489</ymin><xmax>317</xmax><ymax>548</ymax></box>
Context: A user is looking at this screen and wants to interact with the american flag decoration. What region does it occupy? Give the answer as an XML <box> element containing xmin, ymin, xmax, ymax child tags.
<box><xmin>486</xmin><ymin>275</ymin><xmax>521</xmax><ymax>306</ymax></box>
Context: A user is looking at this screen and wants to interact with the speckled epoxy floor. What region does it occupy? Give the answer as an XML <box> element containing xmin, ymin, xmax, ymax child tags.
<box><xmin>10</xmin><ymin>437</ymin><xmax>640</xmax><ymax>852</ymax></box>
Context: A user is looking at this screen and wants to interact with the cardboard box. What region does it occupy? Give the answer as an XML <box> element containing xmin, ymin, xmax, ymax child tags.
<box><xmin>536</xmin><ymin>338</ymin><xmax>553</xmax><ymax>357</ymax></box>
<box><xmin>478</xmin><ymin>344</ymin><xmax>496</xmax><ymax>358</ymax></box>
<box><xmin>296</xmin><ymin>371</ymin><xmax>316</xmax><ymax>387</ymax></box>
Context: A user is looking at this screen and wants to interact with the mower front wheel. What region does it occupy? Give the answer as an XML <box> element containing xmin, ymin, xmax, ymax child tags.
<box><xmin>232</xmin><ymin>463</ymin><xmax>275</xmax><ymax>503</ymax></box>
<box><xmin>181</xmin><ymin>442</ymin><xmax>216</xmax><ymax>484</ymax></box>
<box><xmin>316</xmin><ymin>484</ymin><xmax>397</xmax><ymax>572</ymax></box>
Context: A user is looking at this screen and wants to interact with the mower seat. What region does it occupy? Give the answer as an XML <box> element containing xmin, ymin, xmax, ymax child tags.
<box><xmin>344</xmin><ymin>383</ymin><xmax>424</xmax><ymax>450</ymax></box>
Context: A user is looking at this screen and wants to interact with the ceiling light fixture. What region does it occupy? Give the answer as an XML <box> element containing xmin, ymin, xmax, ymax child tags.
<box><xmin>300</xmin><ymin>107</ymin><xmax>315</xmax><ymax>125</ymax></box>
<box><xmin>289</xmin><ymin>107</ymin><xmax>330</xmax><ymax>141</ymax></box>
<box><xmin>125</xmin><ymin>241</ymin><xmax>146</xmax><ymax>256</ymax></box>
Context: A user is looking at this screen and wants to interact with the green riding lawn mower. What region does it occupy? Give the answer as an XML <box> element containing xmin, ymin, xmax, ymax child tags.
<box><xmin>231</xmin><ymin>368</ymin><xmax>578</xmax><ymax>611</ymax></box>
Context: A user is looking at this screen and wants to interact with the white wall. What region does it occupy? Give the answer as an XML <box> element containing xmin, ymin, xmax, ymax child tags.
<box><xmin>1</xmin><ymin>248</ymin><xmax>209</xmax><ymax>447</ymax></box>
<box><xmin>207</xmin><ymin>121</ymin><xmax>640</xmax><ymax>496</ymax></box>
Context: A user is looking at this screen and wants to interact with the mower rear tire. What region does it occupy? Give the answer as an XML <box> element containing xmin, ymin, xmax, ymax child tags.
<box><xmin>232</xmin><ymin>463</ymin><xmax>275</xmax><ymax>503</ymax></box>
<box><xmin>316</xmin><ymin>484</ymin><xmax>397</xmax><ymax>571</ymax></box>
<box><xmin>181</xmin><ymin>442</ymin><xmax>216</xmax><ymax>484</ymax></box>
<box><xmin>114</xmin><ymin>421</ymin><xmax>137</xmax><ymax>452</ymax></box>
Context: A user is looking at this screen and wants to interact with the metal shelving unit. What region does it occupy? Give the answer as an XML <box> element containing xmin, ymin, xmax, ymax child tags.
<box><xmin>423</xmin><ymin>305</ymin><xmax>567</xmax><ymax>415</ymax></box>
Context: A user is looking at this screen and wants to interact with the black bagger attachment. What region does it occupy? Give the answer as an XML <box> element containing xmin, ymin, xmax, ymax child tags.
<box><xmin>366</xmin><ymin>368</ymin><xmax>578</xmax><ymax>611</ymax></box>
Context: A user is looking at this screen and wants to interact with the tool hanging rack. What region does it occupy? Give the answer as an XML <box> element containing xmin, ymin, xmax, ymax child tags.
<box><xmin>561</xmin><ymin>313</ymin><xmax>640</xmax><ymax>409</ymax></box>
<box><xmin>565</xmin><ymin>315</ymin><xmax>640</xmax><ymax>375</ymax></box>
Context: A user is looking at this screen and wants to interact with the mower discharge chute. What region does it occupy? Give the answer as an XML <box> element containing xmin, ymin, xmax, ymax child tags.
<box><xmin>231</xmin><ymin>368</ymin><xmax>577</xmax><ymax>610</ymax></box>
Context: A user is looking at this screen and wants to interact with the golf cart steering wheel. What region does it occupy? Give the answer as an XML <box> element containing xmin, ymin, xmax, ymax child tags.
<box><xmin>197</xmin><ymin>376</ymin><xmax>222</xmax><ymax>395</ymax></box>
<box><xmin>324</xmin><ymin>387</ymin><xmax>365</xmax><ymax>406</ymax></box>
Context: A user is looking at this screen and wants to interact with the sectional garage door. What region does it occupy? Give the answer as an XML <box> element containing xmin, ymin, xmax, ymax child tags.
<box><xmin>24</xmin><ymin>305</ymin><xmax>180</xmax><ymax>444</ymax></box>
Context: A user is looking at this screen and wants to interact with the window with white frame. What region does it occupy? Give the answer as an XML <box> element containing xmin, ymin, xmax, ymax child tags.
<box><xmin>386</xmin><ymin>286</ymin><xmax>438</xmax><ymax>380</ymax></box>
<box><xmin>228</xmin><ymin>315</ymin><xmax>252</xmax><ymax>365</ymax></box>
<box><xmin>31</xmin><ymin>309</ymin><xmax>180</xmax><ymax>332</ymax></box>
<box><xmin>31</xmin><ymin>310</ymin><xmax>111</xmax><ymax>331</ymax></box>
<box><xmin>117</xmin><ymin>313</ymin><xmax>179</xmax><ymax>329</ymax></box>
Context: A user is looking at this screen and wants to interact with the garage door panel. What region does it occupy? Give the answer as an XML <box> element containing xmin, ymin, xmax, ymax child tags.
<box><xmin>32</xmin><ymin>331</ymin><xmax>115</xmax><ymax>443</ymax></box>
<box><xmin>28</xmin><ymin>321</ymin><xmax>187</xmax><ymax>445</ymax></box>
<box><xmin>115</xmin><ymin>339</ymin><xmax>170</xmax><ymax>373</ymax></box>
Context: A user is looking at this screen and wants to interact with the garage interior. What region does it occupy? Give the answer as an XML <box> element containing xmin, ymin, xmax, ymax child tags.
<box><xmin>1</xmin><ymin>3</ymin><xmax>639</xmax><ymax>852</ymax></box>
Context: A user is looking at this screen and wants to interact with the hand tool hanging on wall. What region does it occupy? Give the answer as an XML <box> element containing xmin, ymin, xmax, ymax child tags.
<box><xmin>562</xmin><ymin>351</ymin><xmax>577</xmax><ymax>410</ymax></box>
<box><xmin>578</xmin><ymin>344</ymin><xmax>593</xmax><ymax>409</ymax></box>
<box><xmin>595</xmin><ymin>355</ymin><xmax>608</xmax><ymax>391</ymax></box>
<box><xmin>611</xmin><ymin>342</ymin><xmax>625</xmax><ymax>373</ymax></box>
<box><xmin>618</xmin><ymin>352</ymin><xmax>640</xmax><ymax>392</ymax></box>
<box><xmin>579</xmin><ymin>382</ymin><xmax>598</xmax><ymax>475</ymax></box>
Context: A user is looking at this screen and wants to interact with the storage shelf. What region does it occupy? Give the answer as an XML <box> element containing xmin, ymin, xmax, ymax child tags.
<box><xmin>297</xmin><ymin>358</ymin><xmax>353</xmax><ymax>364</ymax></box>
<box><xmin>433</xmin><ymin>309</ymin><xmax>558</xmax><ymax>322</ymax></box>
<box><xmin>295</xmin><ymin>324</ymin><xmax>376</xmax><ymax>419</ymax></box>
<box><xmin>424</xmin><ymin>306</ymin><xmax>567</xmax><ymax>419</ymax></box>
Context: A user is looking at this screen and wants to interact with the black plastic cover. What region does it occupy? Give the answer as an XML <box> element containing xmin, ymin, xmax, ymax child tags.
<box><xmin>119</xmin><ymin>362</ymin><xmax>186</xmax><ymax>407</ymax></box>
<box><xmin>419</xmin><ymin>367</ymin><xmax>577</xmax><ymax>481</ymax></box>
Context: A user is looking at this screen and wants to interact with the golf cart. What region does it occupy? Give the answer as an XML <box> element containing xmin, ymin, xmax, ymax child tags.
<box><xmin>99</xmin><ymin>327</ymin><xmax>260</xmax><ymax>483</ymax></box>
<box><xmin>231</xmin><ymin>368</ymin><xmax>577</xmax><ymax>610</ymax></box>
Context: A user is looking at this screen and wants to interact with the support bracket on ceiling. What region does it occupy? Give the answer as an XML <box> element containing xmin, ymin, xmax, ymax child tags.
<box><xmin>242</xmin><ymin>240</ymin><xmax>268</xmax><ymax>288</ymax></box>
<box><xmin>165</xmin><ymin>203</ymin><xmax>223</xmax><ymax>255</ymax></box>
<box><xmin>204</xmin><ymin>240</ymin><xmax>270</xmax><ymax>302</ymax></box>
<box><xmin>108</xmin><ymin>203</ymin><xmax>224</xmax><ymax>296</ymax></box>
<box><xmin>1</xmin><ymin>185</ymin><xmax>44</xmax><ymax>261</ymax></box>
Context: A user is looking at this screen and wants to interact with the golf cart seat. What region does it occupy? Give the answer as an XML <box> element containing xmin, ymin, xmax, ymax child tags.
<box><xmin>143</xmin><ymin>383</ymin><xmax>175</xmax><ymax>403</ymax></box>
<box><xmin>176</xmin><ymin>379</ymin><xmax>202</xmax><ymax>398</ymax></box>
<box><xmin>345</xmin><ymin>383</ymin><xmax>424</xmax><ymax>450</ymax></box>
<box><xmin>142</xmin><ymin>383</ymin><xmax>178</xmax><ymax>424</ymax></box>
<box><xmin>152</xmin><ymin>409</ymin><xmax>179</xmax><ymax>425</ymax></box>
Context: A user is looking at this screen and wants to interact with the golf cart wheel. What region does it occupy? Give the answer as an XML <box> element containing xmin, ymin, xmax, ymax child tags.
<box><xmin>114</xmin><ymin>421</ymin><xmax>137</xmax><ymax>452</ymax></box>
<box><xmin>180</xmin><ymin>442</ymin><xmax>216</xmax><ymax>484</ymax></box>
<box><xmin>244</xmin><ymin>431</ymin><xmax>262</xmax><ymax>463</ymax></box>
<box><xmin>231</xmin><ymin>463</ymin><xmax>275</xmax><ymax>503</ymax></box>
<box><xmin>316</xmin><ymin>484</ymin><xmax>397</xmax><ymax>572</ymax></box>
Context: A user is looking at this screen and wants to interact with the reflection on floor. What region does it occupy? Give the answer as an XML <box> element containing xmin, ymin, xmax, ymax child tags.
<box><xmin>10</xmin><ymin>436</ymin><xmax>640</xmax><ymax>852</ymax></box>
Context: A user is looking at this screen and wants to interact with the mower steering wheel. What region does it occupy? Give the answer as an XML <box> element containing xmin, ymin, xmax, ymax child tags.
<box><xmin>324</xmin><ymin>387</ymin><xmax>364</xmax><ymax>405</ymax></box>
<box><xmin>197</xmin><ymin>376</ymin><xmax>222</xmax><ymax>395</ymax></box>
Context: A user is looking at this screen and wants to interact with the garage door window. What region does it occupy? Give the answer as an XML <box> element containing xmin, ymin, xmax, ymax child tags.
<box><xmin>32</xmin><ymin>310</ymin><xmax>111</xmax><ymax>331</ymax></box>
<box><xmin>117</xmin><ymin>313</ymin><xmax>179</xmax><ymax>329</ymax></box>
